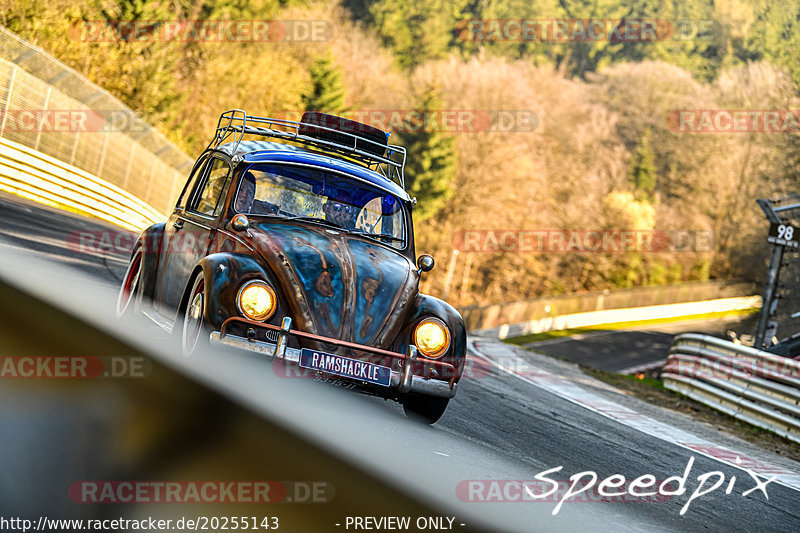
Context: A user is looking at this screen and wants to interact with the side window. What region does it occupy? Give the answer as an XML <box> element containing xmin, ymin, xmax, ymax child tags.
<box><xmin>177</xmin><ymin>155</ymin><xmax>209</xmax><ymax>209</ymax></box>
<box><xmin>189</xmin><ymin>158</ymin><xmax>231</xmax><ymax>217</ymax></box>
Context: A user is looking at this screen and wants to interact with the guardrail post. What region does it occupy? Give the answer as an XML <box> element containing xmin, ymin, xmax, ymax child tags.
<box><xmin>96</xmin><ymin>130</ymin><xmax>110</xmax><ymax>179</ymax></box>
<box><xmin>122</xmin><ymin>142</ymin><xmax>135</xmax><ymax>190</ymax></box>
<box><xmin>0</xmin><ymin>66</ymin><xmax>16</xmax><ymax>137</ymax></box>
<box><xmin>34</xmin><ymin>85</ymin><xmax>51</xmax><ymax>151</ymax></box>
<box><xmin>69</xmin><ymin>128</ymin><xmax>80</xmax><ymax>166</ymax></box>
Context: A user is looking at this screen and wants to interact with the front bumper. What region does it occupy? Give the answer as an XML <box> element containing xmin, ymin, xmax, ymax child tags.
<box><xmin>210</xmin><ymin>316</ymin><xmax>458</xmax><ymax>399</ymax></box>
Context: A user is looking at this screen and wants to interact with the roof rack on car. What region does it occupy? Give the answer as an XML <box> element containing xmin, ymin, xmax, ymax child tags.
<box><xmin>207</xmin><ymin>109</ymin><xmax>407</xmax><ymax>189</ymax></box>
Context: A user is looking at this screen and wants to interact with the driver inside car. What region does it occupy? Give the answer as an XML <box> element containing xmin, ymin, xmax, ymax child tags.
<box><xmin>234</xmin><ymin>171</ymin><xmax>279</xmax><ymax>215</ymax></box>
<box><xmin>322</xmin><ymin>198</ymin><xmax>358</xmax><ymax>230</ymax></box>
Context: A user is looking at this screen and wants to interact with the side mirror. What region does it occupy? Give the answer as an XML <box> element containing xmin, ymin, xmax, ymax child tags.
<box><xmin>231</xmin><ymin>214</ymin><xmax>250</xmax><ymax>232</ymax></box>
<box><xmin>417</xmin><ymin>254</ymin><xmax>434</xmax><ymax>273</ymax></box>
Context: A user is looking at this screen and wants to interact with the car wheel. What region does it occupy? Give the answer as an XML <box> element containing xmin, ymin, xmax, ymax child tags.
<box><xmin>116</xmin><ymin>248</ymin><xmax>142</xmax><ymax>318</ymax></box>
<box><xmin>181</xmin><ymin>275</ymin><xmax>209</xmax><ymax>357</ymax></box>
<box><xmin>402</xmin><ymin>393</ymin><xmax>450</xmax><ymax>424</ymax></box>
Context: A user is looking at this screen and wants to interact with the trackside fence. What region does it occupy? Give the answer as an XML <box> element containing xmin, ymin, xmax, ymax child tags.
<box><xmin>663</xmin><ymin>333</ymin><xmax>800</xmax><ymax>443</ymax></box>
<box><xmin>0</xmin><ymin>26</ymin><xmax>192</xmax><ymax>226</ymax></box>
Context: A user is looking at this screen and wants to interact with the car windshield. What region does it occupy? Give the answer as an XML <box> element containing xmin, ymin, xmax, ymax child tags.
<box><xmin>234</xmin><ymin>163</ymin><xmax>407</xmax><ymax>249</ymax></box>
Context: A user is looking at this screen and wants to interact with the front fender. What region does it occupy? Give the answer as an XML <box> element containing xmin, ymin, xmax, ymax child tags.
<box><xmin>191</xmin><ymin>253</ymin><xmax>278</xmax><ymax>331</ymax></box>
<box><xmin>397</xmin><ymin>294</ymin><xmax>468</xmax><ymax>381</ymax></box>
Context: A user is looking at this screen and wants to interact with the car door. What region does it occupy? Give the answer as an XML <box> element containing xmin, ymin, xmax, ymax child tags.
<box><xmin>155</xmin><ymin>154</ymin><xmax>232</xmax><ymax>317</ymax></box>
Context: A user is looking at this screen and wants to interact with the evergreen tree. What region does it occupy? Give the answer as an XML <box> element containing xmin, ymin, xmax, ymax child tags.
<box><xmin>368</xmin><ymin>0</ymin><xmax>470</xmax><ymax>69</ymax></box>
<box><xmin>397</xmin><ymin>88</ymin><xmax>457</xmax><ymax>220</ymax></box>
<box><xmin>301</xmin><ymin>52</ymin><xmax>347</xmax><ymax>115</ymax></box>
<box><xmin>628</xmin><ymin>128</ymin><xmax>658</xmax><ymax>201</ymax></box>
<box><xmin>743</xmin><ymin>0</ymin><xmax>800</xmax><ymax>87</ymax></box>
<box><xmin>92</xmin><ymin>0</ymin><xmax>184</xmax><ymax>129</ymax></box>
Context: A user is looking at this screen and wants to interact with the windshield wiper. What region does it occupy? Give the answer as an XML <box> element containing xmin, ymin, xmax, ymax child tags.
<box><xmin>347</xmin><ymin>229</ymin><xmax>405</xmax><ymax>244</ymax></box>
<box><xmin>283</xmin><ymin>216</ymin><xmax>344</xmax><ymax>230</ymax></box>
<box><xmin>245</xmin><ymin>212</ymin><xmax>288</xmax><ymax>219</ymax></box>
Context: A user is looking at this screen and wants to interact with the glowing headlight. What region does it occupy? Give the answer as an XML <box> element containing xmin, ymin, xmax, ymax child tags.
<box><xmin>237</xmin><ymin>280</ymin><xmax>277</xmax><ymax>322</ymax></box>
<box><xmin>413</xmin><ymin>318</ymin><xmax>450</xmax><ymax>358</ymax></box>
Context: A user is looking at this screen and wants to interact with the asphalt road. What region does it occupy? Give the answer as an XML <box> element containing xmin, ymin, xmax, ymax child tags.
<box><xmin>520</xmin><ymin>316</ymin><xmax>755</xmax><ymax>374</ymax></box>
<box><xmin>0</xmin><ymin>191</ymin><xmax>132</xmax><ymax>283</ymax></box>
<box><xmin>1</xmin><ymin>193</ymin><xmax>799</xmax><ymax>533</ymax></box>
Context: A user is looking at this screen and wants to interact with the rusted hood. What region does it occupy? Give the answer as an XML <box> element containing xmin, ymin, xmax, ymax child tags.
<box><xmin>250</xmin><ymin>221</ymin><xmax>417</xmax><ymax>348</ymax></box>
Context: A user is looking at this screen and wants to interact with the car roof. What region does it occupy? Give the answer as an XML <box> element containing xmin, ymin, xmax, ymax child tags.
<box><xmin>217</xmin><ymin>140</ymin><xmax>410</xmax><ymax>201</ymax></box>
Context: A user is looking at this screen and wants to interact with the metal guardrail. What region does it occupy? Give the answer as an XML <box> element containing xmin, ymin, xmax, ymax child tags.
<box><xmin>663</xmin><ymin>333</ymin><xmax>800</xmax><ymax>444</ymax></box>
<box><xmin>461</xmin><ymin>280</ymin><xmax>758</xmax><ymax>334</ymax></box>
<box><xmin>0</xmin><ymin>135</ymin><xmax>162</xmax><ymax>230</ymax></box>
<box><xmin>471</xmin><ymin>295</ymin><xmax>761</xmax><ymax>339</ymax></box>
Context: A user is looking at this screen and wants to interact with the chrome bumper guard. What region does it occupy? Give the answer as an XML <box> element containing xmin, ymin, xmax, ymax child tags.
<box><xmin>209</xmin><ymin>317</ymin><xmax>457</xmax><ymax>399</ymax></box>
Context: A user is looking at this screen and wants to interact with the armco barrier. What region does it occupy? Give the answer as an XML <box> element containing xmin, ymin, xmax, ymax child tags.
<box><xmin>462</xmin><ymin>280</ymin><xmax>757</xmax><ymax>334</ymax></box>
<box><xmin>0</xmin><ymin>136</ymin><xmax>162</xmax><ymax>231</ymax></box>
<box><xmin>663</xmin><ymin>333</ymin><xmax>800</xmax><ymax>444</ymax></box>
<box><xmin>470</xmin><ymin>294</ymin><xmax>761</xmax><ymax>339</ymax></box>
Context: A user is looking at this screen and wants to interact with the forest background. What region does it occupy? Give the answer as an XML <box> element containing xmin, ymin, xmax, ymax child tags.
<box><xmin>3</xmin><ymin>0</ymin><xmax>799</xmax><ymax>306</ymax></box>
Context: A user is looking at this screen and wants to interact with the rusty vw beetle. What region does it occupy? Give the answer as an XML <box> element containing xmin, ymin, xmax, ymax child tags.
<box><xmin>116</xmin><ymin>110</ymin><xmax>466</xmax><ymax>422</ymax></box>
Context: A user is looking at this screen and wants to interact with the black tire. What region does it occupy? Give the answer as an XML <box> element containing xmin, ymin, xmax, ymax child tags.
<box><xmin>402</xmin><ymin>393</ymin><xmax>450</xmax><ymax>424</ymax></box>
<box><xmin>116</xmin><ymin>248</ymin><xmax>142</xmax><ymax>318</ymax></box>
<box><xmin>299</xmin><ymin>111</ymin><xmax>388</xmax><ymax>157</ymax></box>
<box><xmin>180</xmin><ymin>275</ymin><xmax>209</xmax><ymax>357</ymax></box>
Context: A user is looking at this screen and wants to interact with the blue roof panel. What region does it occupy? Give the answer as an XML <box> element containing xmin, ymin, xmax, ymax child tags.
<box><xmin>217</xmin><ymin>140</ymin><xmax>409</xmax><ymax>200</ymax></box>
